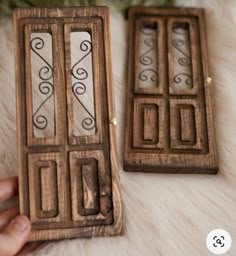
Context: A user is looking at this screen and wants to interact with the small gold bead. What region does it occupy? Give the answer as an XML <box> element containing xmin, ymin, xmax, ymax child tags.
<box><xmin>110</xmin><ymin>118</ymin><xmax>117</xmax><ymax>126</ymax></box>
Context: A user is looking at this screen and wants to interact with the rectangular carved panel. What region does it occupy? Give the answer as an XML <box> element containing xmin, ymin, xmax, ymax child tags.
<box><xmin>170</xmin><ymin>99</ymin><xmax>203</xmax><ymax>150</ymax></box>
<box><xmin>180</xmin><ymin>107</ymin><xmax>195</xmax><ymax>142</ymax></box>
<box><xmin>14</xmin><ymin>7</ymin><xmax>122</xmax><ymax>241</ymax></box>
<box><xmin>28</xmin><ymin>153</ymin><xmax>67</xmax><ymax>228</ymax></box>
<box><xmin>133</xmin><ymin>98</ymin><xmax>165</xmax><ymax>149</ymax></box>
<box><xmin>79</xmin><ymin>159</ymin><xmax>99</xmax><ymax>214</ymax></box>
<box><xmin>38</xmin><ymin>162</ymin><xmax>58</xmax><ymax>216</ymax></box>
<box><xmin>124</xmin><ymin>7</ymin><xmax>218</xmax><ymax>173</ymax></box>
<box><xmin>143</xmin><ymin>106</ymin><xmax>158</xmax><ymax>141</ymax></box>
<box><xmin>70</xmin><ymin>151</ymin><xmax>113</xmax><ymax>226</ymax></box>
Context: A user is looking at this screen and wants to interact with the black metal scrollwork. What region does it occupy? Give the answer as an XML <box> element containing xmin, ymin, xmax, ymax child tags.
<box><xmin>173</xmin><ymin>73</ymin><xmax>192</xmax><ymax>86</ymax></box>
<box><xmin>139</xmin><ymin>69</ymin><xmax>158</xmax><ymax>82</ymax></box>
<box><xmin>172</xmin><ymin>39</ymin><xmax>191</xmax><ymax>66</ymax></box>
<box><xmin>139</xmin><ymin>38</ymin><xmax>156</xmax><ymax>65</ymax></box>
<box><xmin>172</xmin><ymin>23</ymin><xmax>192</xmax><ymax>87</ymax></box>
<box><xmin>31</xmin><ymin>37</ymin><xmax>54</xmax><ymax>130</ymax></box>
<box><xmin>139</xmin><ymin>26</ymin><xmax>158</xmax><ymax>84</ymax></box>
<box><xmin>71</xmin><ymin>40</ymin><xmax>95</xmax><ymax>131</ymax></box>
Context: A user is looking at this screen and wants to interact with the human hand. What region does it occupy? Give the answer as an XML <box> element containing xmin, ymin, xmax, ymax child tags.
<box><xmin>0</xmin><ymin>177</ymin><xmax>31</xmax><ymax>256</ymax></box>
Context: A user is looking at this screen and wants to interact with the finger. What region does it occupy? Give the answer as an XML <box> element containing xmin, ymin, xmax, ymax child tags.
<box><xmin>0</xmin><ymin>208</ymin><xmax>18</xmax><ymax>230</ymax></box>
<box><xmin>0</xmin><ymin>215</ymin><xmax>31</xmax><ymax>256</ymax></box>
<box><xmin>17</xmin><ymin>242</ymin><xmax>43</xmax><ymax>256</ymax></box>
<box><xmin>0</xmin><ymin>177</ymin><xmax>18</xmax><ymax>203</ymax></box>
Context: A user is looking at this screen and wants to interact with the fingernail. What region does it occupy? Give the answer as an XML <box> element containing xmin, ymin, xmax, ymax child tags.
<box><xmin>10</xmin><ymin>215</ymin><xmax>29</xmax><ymax>232</ymax></box>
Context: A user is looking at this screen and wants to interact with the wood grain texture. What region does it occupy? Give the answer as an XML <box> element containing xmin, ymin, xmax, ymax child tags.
<box><xmin>13</xmin><ymin>7</ymin><xmax>122</xmax><ymax>241</ymax></box>
<box><xmin>124</xmin><ymin>7</ymin><xmax>218</xmax><ymax>173</ymax></box>
<box><xmin>0</xmin><ymin>0</ymin><xmax>236</xmax><ymax>255</ymax></box>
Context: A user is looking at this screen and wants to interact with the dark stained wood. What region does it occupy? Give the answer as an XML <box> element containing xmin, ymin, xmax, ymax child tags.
<box><xmin>124</xmin><ymin>7</ymin><xmax>218</xmax><ymax>173</ymax></box>
<box><xmin>14</xmin><ymin>7</ymin><xmax>122</xmax><ymax>241</ymax></box>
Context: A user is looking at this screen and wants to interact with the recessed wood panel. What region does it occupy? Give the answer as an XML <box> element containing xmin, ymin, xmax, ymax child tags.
<box><xmin>170</xmin><ymin>99</ymin><xmax>203</xmax><ymax>150</ymax></box>
<box><xmin>28</xmin><ymin>153</ymin><xmax>67</xmax><ymax>228</ymax></box>
<box><xmin>70</xmin><ymin>150</ymin><xmax>113</xmax><ymax>226</ymax></box>
<box><xmin>143</xmin><ymin>105</ymin><xmax>158</xmax><ymax>141</ymax></box>
<box><xmin>40</xmin><ymin>162</ymin><xmax>58</xmax><ymax>215</ymax></box>
<box><xmin>124</xmin><ymin>7</ymin><xmax>218</xmax><ymax>173</ymax></box>
<box><xmin>180</xmin><ymin>107</ymin><xmax>194</xmax><ymax>142</ymax></box>
<box><xmin>14</xmin><ymin>7</ymin><xmax>122</xmax><ymax>241</ymax></box>
<box><xmin>133</xmin><ymin>98</ymin><xmax>165</xmax><ymax>149</ymax></box>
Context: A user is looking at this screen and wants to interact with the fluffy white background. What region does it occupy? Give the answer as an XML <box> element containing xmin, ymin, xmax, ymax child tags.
<box><xmin>0</xmin><ymin>0</ymin><xmax>235</xmax><ymax>255</ymax></box>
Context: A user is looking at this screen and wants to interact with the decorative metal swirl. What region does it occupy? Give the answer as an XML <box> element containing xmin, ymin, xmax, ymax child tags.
<box><xmin>30</xmin><ymin>37</ymin><xmax>54</xmax><ymax>130</ymax></box>
<box><xmin>72</xmin><ymin>40</ymin><xmax>91</xmax><ymax>80</ymax></box>
<box><xmin>172</xmin><ymin>39</ymin><xmax>191</xmax><ymax>66</ymax></box>
<box><xmin>30</xmin><ymin>37</ymin><xmax>53</xmax><ymax>80</ymax></box>
<box><xmin>139</xmin><ymin>69</ymin><xmax>158</xmax><ymax>82</ymax></box>
<box><xmin>139</xmin><ymin>38</ymin><xmax>156</xmax><ymax>65</ymax></box>
<box><xmin>33</xmin><ymin>82</ymin><xmax>54</xmax><ymax>129</ymax></box>
<box><xmin>139</xmin><ymin>25</ymin><xmax>158</xmax><ymax>84</ymax></box>
<box><xmin>173</xmin><ymin>73</ymin><xmax>192</xmax><ymax>87</ymax></box>
<box><xmin>71</xmin><ymin>40</ymin><xmax>95</xmax><ymax>131</ymax></box>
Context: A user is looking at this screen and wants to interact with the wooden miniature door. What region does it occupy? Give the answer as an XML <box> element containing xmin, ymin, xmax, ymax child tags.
<box><xmin>14</xmin><ymin>8</ymin><xmax>122</xmax><ymax>241</ymax></box>
<box><xmin>124</xmin><ymin>7</ymin><xmax>218</xmax><ymax>173</ymax></box>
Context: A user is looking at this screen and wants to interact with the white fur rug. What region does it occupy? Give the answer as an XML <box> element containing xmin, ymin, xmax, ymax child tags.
<box><xmin>0</xmin><ymin>0</ymin><xmax>236</xmax><ymax>255</ymax></box>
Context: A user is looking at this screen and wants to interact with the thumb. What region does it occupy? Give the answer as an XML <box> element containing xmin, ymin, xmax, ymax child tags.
<box><xmin>0</xmin><ymin>215</ymin><xmax>31</xmax><ymax>256</ymax></box>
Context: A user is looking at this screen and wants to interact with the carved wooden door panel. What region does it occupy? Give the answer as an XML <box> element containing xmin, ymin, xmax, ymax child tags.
<box><xmin>14</xmin><ymin>7</ymin><xmax>122</xmax><ymax>241</ymax></box>
<box><xmin>124</xmin><ymin>7</ymin><xmax>218</xmax><ymax>173</ymax></box>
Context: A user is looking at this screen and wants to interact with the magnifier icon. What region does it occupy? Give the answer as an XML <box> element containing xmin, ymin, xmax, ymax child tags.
<box><xmin>207</xmin><ymin>229</ymin><xmax>231</xmax><ymax>254</ymax></box>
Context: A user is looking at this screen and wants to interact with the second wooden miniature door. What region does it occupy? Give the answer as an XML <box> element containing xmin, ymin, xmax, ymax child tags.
<box><xmin>124</xmin><ymin>8</ymin><xmax>218</xmax><ymax>173</ymax></box>
<box><xmin>14</xmin><ymin>8</ymin><xmax>122</xmax><ymax>240</ymax></box>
